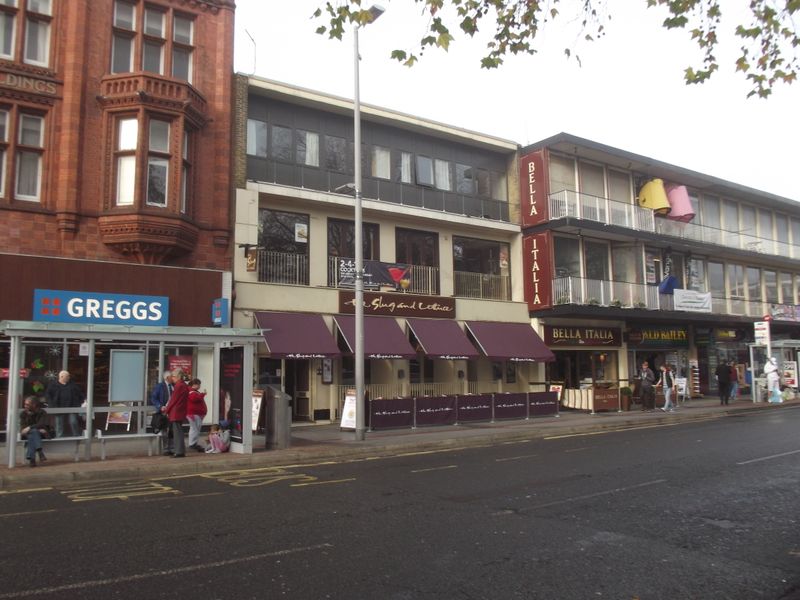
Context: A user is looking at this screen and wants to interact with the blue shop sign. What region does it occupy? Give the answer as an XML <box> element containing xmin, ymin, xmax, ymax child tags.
<box><xmin>212</xmin><ymin>298</ymin><xmax>229</xmax><ymax>326</ymax></box>
<box><xmin>33</xmin><ymin>289</ymin><xmax>169</xmax><ymax>326</ymax></box>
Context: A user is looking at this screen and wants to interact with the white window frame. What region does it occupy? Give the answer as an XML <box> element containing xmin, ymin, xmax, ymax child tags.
<box><xmin>115</xmin><ymin>117</ymin><xmax>138</xmax><ymax>206</ymax></box>
<box><xmin>22</xmin><ymin>13</ymin><xmax>49</xmax><ymax>66</ymax></box>
<box><xmin>0</xmin><ymin>109</ymin><xmax>7</xmax><ymax>198</ymax></box>
<box><xmin>0</xmin><ymin>11</ymin><xmax>15</xmax><ymax>60</ymax></box>
<box><xmin>14</xmin><ymin>113</ymin><xmax>43</xmax><ymax>201</ymax></box>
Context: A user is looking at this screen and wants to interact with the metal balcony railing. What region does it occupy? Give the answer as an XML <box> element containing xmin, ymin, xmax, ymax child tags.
<box><xmin>548</xmin><ymin>190</ymin><xmax>800</xmax><ymax>259</ymax></box>
<box><xmin>453</xmin><ymin>271</ymin><xmax>511</xmax><ymax>301</ymax></box>
<box><xmin>551</xmin><ymin>275</ymin><xmax>798</xmax><ymax>320</ymax></box>
<box><xmin>327</xmin><ymin>256</ymin><xmax>440</xmax><ymax>296</ymax></box>
<box><xmin>256</xmin><ymin>250</ymin><xmax>309</xmax><ymax>285</ymax></box>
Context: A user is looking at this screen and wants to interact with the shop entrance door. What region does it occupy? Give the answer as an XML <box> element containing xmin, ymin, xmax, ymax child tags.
<box><xmin>284</xmin><ymin>359</ymin><xmax>311</xmax><ymax>421</ymax></box>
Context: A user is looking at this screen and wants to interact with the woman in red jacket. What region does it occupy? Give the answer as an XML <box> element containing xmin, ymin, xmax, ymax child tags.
<box><xmin>161</xmin><ymin>369</ymin><xmax>189</xmax><ymax>457</ymax></box>
<box><xmin>186</xmin><ymin>378</ymin><xmax>208</xmax><ymax>452</ymax></box>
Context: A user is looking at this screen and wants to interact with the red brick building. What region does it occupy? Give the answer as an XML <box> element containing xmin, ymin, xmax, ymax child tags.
<box><xmin>0</xmin><ymin>0</ymin><xmax>235</xmax><ymax>270</ymax></box>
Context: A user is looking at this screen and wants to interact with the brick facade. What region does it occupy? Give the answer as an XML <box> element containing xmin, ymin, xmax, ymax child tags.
<box><xmin>0</xmin><ymin>0</ymin><xmax>235</xmax><ymax>270</ymax></box>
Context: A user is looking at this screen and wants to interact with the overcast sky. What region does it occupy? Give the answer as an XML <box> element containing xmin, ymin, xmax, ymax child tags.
<box><xmin>233</xmin><ymin>1</ymin><xmax>798</xmax><ymax>201</ymax></box>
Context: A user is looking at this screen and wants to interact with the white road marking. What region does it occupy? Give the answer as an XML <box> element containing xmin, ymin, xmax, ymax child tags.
<box><xmin>736</xmin><ymin>449</ymin><xmax>800</xmax><ymax>465</ymax></box>
<box><xmin>528</xmin><ymin>479</ymin><xmax>668</xmax><ymax>511</ymax></box>
<box><xmin>411</xmin><ymin>465</ymin><xmax>458</xmax><ymax>473</ymax></box>
<box><xmin>0</xmin><ymin>509</ymin><xmax>56</xmax><ymax>519</ymax></box>
<box><xmin>291</xmin><ymin>478</ymin><xmax>355</xmax><ymax>487</ymax></box>
<box><xmin>495</xmin><ymin>454</ymin><xmax>539</xmax><ymax>462</ymax></box>
<box><xmin>0</xmin><ymin>543</ymin><xmax>334</xmax><ymax>599</ymax></box>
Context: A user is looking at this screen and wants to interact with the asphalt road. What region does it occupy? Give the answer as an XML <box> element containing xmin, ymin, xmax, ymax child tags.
<box><xmin>1</xmin><ymin>408</ymin><xmax>799</xmax><ymax>600</ymax></box>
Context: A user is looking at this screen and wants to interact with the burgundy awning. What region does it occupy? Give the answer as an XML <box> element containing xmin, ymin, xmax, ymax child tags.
<box><xmin>465</xmin><ymin>321</ymin><xmax>555</xmax><ymax>362</ymax></box>
<box><xmin>255</xmin><ymin>312</ymin><xmax>340</xmax><ymax>358</ymax></box>
<box><xmin>334</xmin><ymin>315</ymin><xmax>417</xmax><ymax>359</ymax></box>
<box><xmin>406</xmin><ymin>318</ymin><xmax>480</xmax><ymax>360</ymax></box>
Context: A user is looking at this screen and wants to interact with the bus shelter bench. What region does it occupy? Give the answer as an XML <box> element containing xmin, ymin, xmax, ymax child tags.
<box><xmin>94</xmin><ymin>429</ymin><xmax>160</xmax><ymax>460</ymax></box>
<box><xmin>17</xmin><ymin>435</ymin><xmax>85</xmax><ymax>463</ymax></box>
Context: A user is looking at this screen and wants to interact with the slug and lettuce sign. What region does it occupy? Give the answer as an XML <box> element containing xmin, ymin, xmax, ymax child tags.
<box><xmin>33</xmin><ymin>289</ymin><xmax>169</xmax><ymax>326</ymax></box>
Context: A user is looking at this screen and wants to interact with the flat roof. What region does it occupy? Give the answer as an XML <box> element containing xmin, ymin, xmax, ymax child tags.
<box><xmin>0</xmin><ymin>321</ymin><xmax>264</xmax><ymax>343</ymax></box>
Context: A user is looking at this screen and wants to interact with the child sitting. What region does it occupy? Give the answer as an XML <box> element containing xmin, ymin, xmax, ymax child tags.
<box><xmin>205</xmin><ymin>424</ymin><xmax>230</xmax><ymax>453</ymax></box>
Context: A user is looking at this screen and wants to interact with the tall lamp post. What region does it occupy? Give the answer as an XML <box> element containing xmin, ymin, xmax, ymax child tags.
<box><xmin>353</xmin><ymin>4</ymin><xmax>384</xmax><ymax>441</ymax></box>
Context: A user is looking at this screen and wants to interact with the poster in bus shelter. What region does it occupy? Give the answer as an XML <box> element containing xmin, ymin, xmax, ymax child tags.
<box><xmin>219</xmin><ymin>346</ymin><xmax>244</xmax><ymax>443</ymax></box>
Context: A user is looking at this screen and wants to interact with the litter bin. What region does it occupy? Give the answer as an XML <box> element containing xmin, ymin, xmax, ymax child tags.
<box><xmin>264</xmin><ymin>385</ymin><xmax>291</xmax><ymax>450</ymax></box>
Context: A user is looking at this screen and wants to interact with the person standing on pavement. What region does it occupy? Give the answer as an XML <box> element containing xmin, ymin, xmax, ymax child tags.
<box><xmin>728</xmin><ymin>361</ymin><xmax>739</xmax><ymax>403</ymax></box>
<box><xmin>659</xmin><ymin>364</ymin><xmax>676</xmax><ymax>412</ymax></box>
<box><xmin>715</xmin><ymin>360</ymin><xmax>731</xmax><ymax>405</ymax></box>
<box><xmin>150</xmin><ymin>370</ymin><xmax>174</xmax><ymax>454</ymax></box>
<box><xmin>764</xmin><ymin>357</ymin><xmax>781</xmax><ymax>403</ymax></box>
<box><xmin>186</xmin><ymin>378</ymin><xmax>207</xmax><ymax>452</ymax></box>
<box><xmin>161</xmin><ymin>368</ymin><xmax>189</xmax><ymax>457</ymax></box>
<box><xmin>20</xmin><ymin>396</ymin><xmax>51</xmax><ymax>467</ymax></box>
<box><xmin>640</xmin><ymin>361</ymin><xmax>656</xmax><ymax>411</ymax></box>
<box><xmin>45</xmin><ymin>370</ymin><xmax>84</xmax><ymax>438</ymax></box>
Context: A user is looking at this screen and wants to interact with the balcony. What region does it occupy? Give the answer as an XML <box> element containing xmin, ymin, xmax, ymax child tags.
<box><xmin>327</xmin><ymin>257</ymin><xmax>440</xmax><ymax>296</ymax></box>
<box><xmin>548</xmin><ymin>191</ymin><xmax>800</xmax><ymax>258</ymax></box>
<box><xmin>256</xmin><ymin>250</ymin><xmax>309</xmax><ymax>285</ymax></box>
<box><xmin>552</xmin><ymin>275</ymin><xmax>798</xmax><ymax>320</ymax></box>
<box><xmin>247</xmin><ymin>159</ymin><xmax>510</xmax><ymax>222</ymax></box>
<box><xmin>453</xmin><ymin>271</ymin><xmax>511</xmax><ymax>301</ymax></box>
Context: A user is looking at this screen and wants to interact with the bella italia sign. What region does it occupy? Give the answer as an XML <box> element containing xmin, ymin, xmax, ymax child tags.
<box><xmin>543</xmin><ymin>326</ymin><xmax>621</xmax><ymax>346</ymax></box>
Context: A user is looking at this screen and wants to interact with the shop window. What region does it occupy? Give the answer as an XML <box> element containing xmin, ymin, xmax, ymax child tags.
<box><xmin>110</xmin><ymin>0</ymin><xmax>194</xmax><ymax>83</ymax></box>
<box><xmin>0</xmin><ymin>0</ymin><xmax>51</xmax><ymax>66</ymax></box>
<box><xmin>396</xmin><ymin>228</ymin><xmax>438</xmax><ymax>267</ymax></box>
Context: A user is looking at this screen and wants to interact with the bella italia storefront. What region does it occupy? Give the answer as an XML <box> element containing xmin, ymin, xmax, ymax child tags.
<box><xmin>543</xmin><ymin>324</ymin><xmax>624</xmax><ymax>411</ymax></box>
<box><xmin>2</xmin><ymin>289</ymin><xmax>262</xmax><ymax>467</ymax></box>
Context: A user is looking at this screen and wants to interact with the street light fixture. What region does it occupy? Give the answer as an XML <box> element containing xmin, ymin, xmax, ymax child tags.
<box><xmin>352</xmin><ymin>3</ymin><xmax>384</xmax><ymax>441</ymax></box>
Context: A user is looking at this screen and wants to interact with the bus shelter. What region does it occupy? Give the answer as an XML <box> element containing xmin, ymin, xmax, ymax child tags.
<box><xmin>2</xmin><ymin>320</ymin><xmax>263</xmax><ymax>467</ymax></box>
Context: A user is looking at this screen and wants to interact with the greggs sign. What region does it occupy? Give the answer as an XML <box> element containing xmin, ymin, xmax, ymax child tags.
<box><xmin>33</xmin><ymin>289</ymin><xmax>169</xmax><ymax>326</ymax></box>
<box><xmin>519</xmin><ymin>150</ymin><xmax>548</xmax><ymax>227</ymax></box>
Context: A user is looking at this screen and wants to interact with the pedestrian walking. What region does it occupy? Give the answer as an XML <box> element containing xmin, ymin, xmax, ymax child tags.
<box><xmin>764</xmin><ymin>357</ymin><xmax>781</xmax><ymax>403</ymax></box>
<box><xmin>659</xmin><ymin>364</ymin><xmax>676</xmax><ymax>412</ymax></box>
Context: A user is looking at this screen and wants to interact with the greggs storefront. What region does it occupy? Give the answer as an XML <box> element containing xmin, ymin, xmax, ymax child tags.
<box><xmin>0</xmin><ymin>255</ymin><xmax>262</xmax><ymax>467</ymax></box>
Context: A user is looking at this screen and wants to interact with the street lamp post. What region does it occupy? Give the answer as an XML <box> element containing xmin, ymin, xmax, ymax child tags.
<box><xmin>353</xmin><ymin>4</ymin><xmax>384</xmax><ymax>441</ymax></box>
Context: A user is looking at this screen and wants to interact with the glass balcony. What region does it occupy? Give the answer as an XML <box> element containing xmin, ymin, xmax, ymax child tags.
<box><xmin>551</xmin><ymin>275</ymin><xmax>796</xmax><ymax>320</ymax></box>
<box><xmin>548</xmin><ymin>191</ymin><xmax>799</xmax><ymax>258</ymax></box>
<box><xmin>453</xmin><ymin>271</ymin><xmax>511</xmax><ymax>301</ymax></box>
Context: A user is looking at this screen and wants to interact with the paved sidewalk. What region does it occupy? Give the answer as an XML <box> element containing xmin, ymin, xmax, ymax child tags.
<box><xmin>2</xmin><ymin>397</ymin><xmax>797</xmax><ymax>489</ymax></box>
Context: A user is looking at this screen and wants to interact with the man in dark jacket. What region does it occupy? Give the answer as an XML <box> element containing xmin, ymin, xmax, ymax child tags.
<box><xmin>45</xmin><ymin>370</ymin><xmax>84</xmax><ymax>438</ymax></box>
<box><xmin>715</xmin><ymin>361</ymin><xmax>731</xmax><ymax>405</ymax></box>
<box><xmin>640</xmin><ymin>361</ymin><xmax>656</xmax><ymax>411</ymax></box>
<box><xmin>150</xmin><ymin>370</ymin><xmax>174</xmax><ymax>454</ymax></box>
<box><xmin>161</xmin><ymin>369</ymin><xmax>189</xmax><ymax>458</ymax></box>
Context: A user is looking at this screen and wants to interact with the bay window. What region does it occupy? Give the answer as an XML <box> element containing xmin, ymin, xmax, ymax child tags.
<box><xmin>115</xmin><ymin>118</ymin><xmax>137</xmax><ymax>205</ymax></box>
<box><xmin>110</xmin><ymin>0</ymin><xmax>194</xmax><ymax>82</ymax></box>
<box><xmin>146</xmin><ymin>119</ymin><xmax>169</xmax><ymax>206</ymax></box>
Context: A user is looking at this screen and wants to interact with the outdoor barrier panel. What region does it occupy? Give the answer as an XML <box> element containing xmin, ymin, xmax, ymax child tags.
<box><xmin>529</xmin><ymin>391</ymin><xmax>559</xmax><ymax>416</ymax></box>
<box><xmin>415</xmin><ymin>395</ymin><xmax>457</xmax><ymax>427</ymax></box>
<box><xmin>370</xmin><ymin>397</ymin><xmax>414</xmax><ymax>430</ymax></box>
<box><xmin>455</xmin><ymin>394</ymin><xmax>493</xmax><ymax>422</ymax></box>
<box><xmin>493</xmin><ymin>392</ymin><xmax>528</xmax><ymax>420</ymax></box>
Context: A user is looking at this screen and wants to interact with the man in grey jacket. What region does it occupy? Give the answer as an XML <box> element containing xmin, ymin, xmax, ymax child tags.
<box><xmin>640</xmin><ymin>361</ymin><xmax>656</xmax><ymax>411</ymax></box>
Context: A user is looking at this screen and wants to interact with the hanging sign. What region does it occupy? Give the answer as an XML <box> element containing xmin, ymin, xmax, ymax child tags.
<box><xmin>754</xmin><ymin>321</ymin><xmax>770</xmax><ymax>346</ymax></box>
